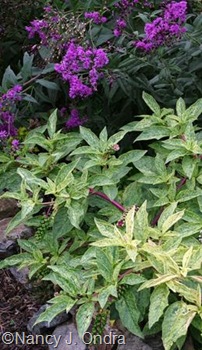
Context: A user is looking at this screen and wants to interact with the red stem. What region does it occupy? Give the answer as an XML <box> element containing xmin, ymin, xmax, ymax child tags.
<box><xmin>89</xmin><ymin>188</ymin><xmax>125</xmax><ymax>212</ymax></box>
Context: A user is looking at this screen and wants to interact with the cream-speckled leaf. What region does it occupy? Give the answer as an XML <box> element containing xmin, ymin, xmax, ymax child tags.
<box><xmin>138</xmin><ymin>274</ymin><xmax>178</xmax><ymax>291</ymax></box>
<box><xmin>76</xmin><ymin>302</ymin><xmax>95</xmax><ymax>338</ymax></box>
<box><xmin>149</xmin><ymin>285</ymin><xmax>169</xmax><ymax>328</ymax></box>
<box><xmin>162</xmin><ymin>301</ymin><xmax>197</xmax><ymax>350</ymax></box>
<box><xmin>162</xmin><ymin>210</ymin><xmax>184</xmax><ymax>234</ymax></box>
<box><xmin>125</xmin><ymin>206</ymin><xmax>136</xmax><ymax>240</ymax></box>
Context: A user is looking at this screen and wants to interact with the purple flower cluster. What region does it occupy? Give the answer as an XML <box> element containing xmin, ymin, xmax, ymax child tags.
<box><xmin>115</xmin><ymin>0</ymin><xmax>139</xmax><ymax>9</ymax></box>
<box><xmin>25</xmin><ymin>6</ymin><xmax>62</xmax><ymax>46</ymax></box>
<box><xmin>25</xmin><ymin>19</ymin><xmax>49</xmax><ymax>44</ymax></box>
<box><xmin>65</xmin><ymin>109</ymin><xmax>87</xmax><ymax>129</ymax></box>
<box><xmin>135</xmin><ymin>1</ymin><xmax>187</xmax><ymax>51</ymax></box>
<box><xmin>54</xmin><ymin>42</ymin><xmax>109</xmax><ymax>99</ymax></box>
<box><xmin>84</xmin><ymin>11</ymin><xmax>107</xmax><ymax>24</ymax></box>
<box><xmin>0</xmin><ymin>85</ymin><xmax>22</xmax><ymax>139</ymax></box>
<box><xmin>114</xmin><ymin>18</ymin><xmax>127</xmax><ymax>37</ymax></box>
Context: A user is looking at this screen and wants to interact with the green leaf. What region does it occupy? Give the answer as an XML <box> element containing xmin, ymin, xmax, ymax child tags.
<box><xmin>36</xmin><ymin>79</ymin><xmax>60</xmax><ymax>90</ymax></box>
<box><xmin>115</xmin><ymin>289</ymin><xmax>143</xmax><ymax>338</ymax></box>
<box><xmin>55</xmin><ymin>159</ymin><xmax>79</xmax><ymax>192</ymax></box>
<box><xmin>17</xmin><ymin>168</ymin><xmax>48</xmax><ymax>190</ymax></box>
<box><xmin>2</xmin><ymin>66</ymin><xmax>18</xmax><ymax>89</ymax></box>
<box><xmin>18</xmin><ymin>239</ymin><xmax>38</xmax><ymax>253</ymax></box>
<box><xmin>107</xmin><ymin>131</ymin><xmax>127</xmax><ymax>147</ymax></box>
<box><xmin>184</xmin><ymin>98</ymin><xmax>202</xmax><ymax>121</ymax></box>
<box><xmin>34</xmin><ymin>295</ymin><xmax>76</xmax><ymax>325</ymax></box>
<box><xmin>98</xmin><ymin>285</ymin><xmax>117</xmax><ymax>308</ymax></box>
<box><xmin>96</xmin><ymin>249</ymin><xmax>113</xmax><ymax>281</ymax></box>
<box><xmin>162</xmin><ymin>301</ymin><xmax>197</xmax><ymax>350</ymax></box>
<box><xmin>161</xmin><ymin>210</ymin><xmax>184</xmax><ymax>234</ymax></box>
<box><xmin>176</xmin><ymin>98</ymin><xmax>186</xmax><ymax>117</ymax></box>
<box><xmin>138</xmin><ymin>274</ymin><xmax>178</xmax><ymax>291</ymax></box>
<box><xmin>47</xmin><ymin>109</ymin><xmax>57</xmax><ymax>138</ymax></box>
<box><xmin>24</xmin><ymin>132</ymin><xmax>50</xmax><ymax>151</ymax></box>
<box><xmin>158</xmin><ymin>202</ymin><xmax>177</xmax><ymax>230</ymax></box>
<box><xmin>94</xmin><ymin>219</ymin><xmax>115</xmax><ymax>239</ymax></box>
<box><xmin>76</xmin><ymin>302</ymin><xmax>95</xmax><ymax>339</ymax></box>
<box><xmin>119</xmin><ymin>150</ymin><xmax>147</xmax><ymax>166</ymax></box>
<box><xmin>52</xmin><ymin>207</ymin><xmax>73</xmax><ymax>238</ymax></box>
<box><xmin>79</xmin><ymin>126</ymin><xmax>99</xmax><ymax>149</ymax></box>
<box><xmin>135</xmin><ymin>127</ymin><xmax>170</xmax><ymax>141</ymax></box>
<box><xmin>99</xmin><ymin>127</ymin><xmax>108</xmax><ymax>143</ymax></box>
<box><xmin>142</xmin><ymin>92</ymin><xmax>161</xmax><ymax>116</ymax></box>
<box><xmin>182</xmin><ymin>156</ymin><xmax>196</xmax><ymax>179</ymax></box>
<box><xmin>68</xmin><ymin>201</ymin><xmax>86</xmax><ymax>229</ymax></box>
<box><xmin>148</xmin><ymin>285</ymin><xmax>169</xmax><ymax>328</ymax></box>
<box><xmin>120</xmin><ymin>274</ymin><xmax>146</xmax><ymax>285</ymax></box>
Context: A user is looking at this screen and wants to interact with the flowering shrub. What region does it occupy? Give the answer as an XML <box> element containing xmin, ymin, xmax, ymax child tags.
<box><xmin>0</xmin><ymin>95</ymin><xmax>202</xmax><ymax>349</ymax></box>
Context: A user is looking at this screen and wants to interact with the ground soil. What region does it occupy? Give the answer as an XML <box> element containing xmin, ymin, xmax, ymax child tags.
<box><xmin>0</xmin><ymin>269</ymin><xmax>49</xmax><ymax>350</ymax></box>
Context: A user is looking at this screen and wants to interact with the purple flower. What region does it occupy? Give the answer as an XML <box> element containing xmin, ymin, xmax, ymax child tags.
<box><xmin>11</xmin><ymin>139</ymin><xmax>20</xmax><ymax>150</ymax></box>
<box><xmin>2</xmin><ymin>85</ymin><xmax>22</xmax><ymax>101</ymax></box>
<box><xmin>114</xmin><ymin>18</ymin><xmax>127</xmax><ymax>37</ymax></box>
<box><xmin>84</xmin><ymin>11</ymin><xmax>107</xmax><ymax>24</ymax></box>
<box><xmin>55</xmin><ymin>43</ymin><xmax>108</xmax><ymax>99</ymax></box>
<box><xmin>65</xmin><ymin>109</ymin><xmax>87</xmax><ymax>129</ymax></box>
<box><xmin>135</xmin><ymin>1</ymin><xmax>187</xmax><ymax>51</ymax></box>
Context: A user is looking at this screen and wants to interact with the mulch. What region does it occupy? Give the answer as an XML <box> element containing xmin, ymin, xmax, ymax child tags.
<box><xmin>0</xmin><ymin>269</ymin><xmax>49</xmax><ymax>350</ymax></box>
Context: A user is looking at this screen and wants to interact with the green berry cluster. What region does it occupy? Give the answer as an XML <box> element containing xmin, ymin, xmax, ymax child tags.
<box><xmin>91</xmin><ymin>309</ymin><xmax>108</xmax><ymax>341</ymax></box>
<box><xmin>117</xmin><ymin>284</ymin><xmax>130</xmax><ymax>298</ymax></box>
<box><xmin>35</xmin><ymin>215</ymin><xmax>53</xmax><ymax>241</ymax></box>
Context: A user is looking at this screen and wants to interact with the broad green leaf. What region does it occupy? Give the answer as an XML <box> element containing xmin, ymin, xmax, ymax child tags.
<box><xmin>176</xmin><ymin>98</ymin><xmax>186</xmax><ymax>117</ymax></box>
<box><xmin>182</xmin><ymin>156</ymin><xmax>196</xmax><ymax>179</ymax></box>
<box><xmin>162</xmin><ymin>301</ymin><xmax>197</xmax><ymax>350</ymax></box>
<box><xmin>36</xmin><ymin>79</ymin><xmax>60</xmax><ymax>90</ymax></box>
<box><xmin>167</xmin><ymin>280</ymin><xmax>200</xmax><ymax>306</ymax></box>
<box><xmin>162</xmin><ymin>210</ymin><xmax>184</xmax><ymax>234</ymax></box>
<box><xmin>107</xmin><ymin>131</ymin><xmax>127</xmax><ymax>147</ymax></box>
<box><xmin>184</xmin><ymin>98</ymin><xmax>202</xmax><ymax>121</ymax></box>
<box><xmin>56</xmin><ymin>159</ymin><xmax>79</xmax><ymax>192</ymax></box>
<box><xmin>138</xmin><ymin>274</ymin><xmax>178</xmax><ymax>291</ymax></box>
<box><xmin>34</xmin><ymin>295</ymin><xmax>76</xmax><ymax>325</ymax></box>
<box><xmin>17</xmin><ymin>168</ymin><xmax>48</xmax><ymax>189</ymax></box>
<box><xmin>142</xmin><ymin>92</ymin><xmax>161</xmax><ymax>116</ymax></box>
<box><xmin>79</xmin><ymin>126</ymin><xmax>100</xmax><ymax>149</ymax></box>
<box><xmin>148</xmin><ymin>285</ymin><xmax>169</xmax><ymax>328</ymax></box>
<box><xmin>96</xmin><ymin>249</ymin><xmax>113</xmax><ymax>281</ymax></box>
<box><xmin>47</xmin><ymin>109</ymin><xmax>57</xmax><ymax>138</ymax></box>
<box><xmin>135</xmin><ymin>127</ymin><xmax>170</xmax><ymax>141</ymax></box>
<box><xmin>68</xmin><ymin>201</ymin><xmax>87</xmax><ymax>229</ymax></box>
<box><xmin>115</xmin><ymin>289</ymin><xmax>143</xmax><ymax>338</ymax></box>
<box><xmin>18</xmin><ymin>239</ymin><xmax>38</xmax><ymax>253</ymax></box>
<box><xmin>154</xmin><ymin>154</ymin><xmax>167</xmax><ymax>176</ymax></box>
<box><xmin>49</xmin><ymin>266</ymin><xmax>81</xmax><ymax>296</ymax></box>
<box><xmin>99</xmin><ymin>127</ymin><xmax>108</xmax><ymax>143</ymax></box>
<box><xmin>119</xmin><ymin>150</ymin><xmax>147</xmax><ymax>166</ymax></box>
<box><xmin>5</xmin><ymin>211</ymin><xmax>28</xmax><ymax>233</ymax></box>
<box><xmin>24</xmin><ymin>132</ymin><xmax>50</xmax><ymax>151</ymax></box>
<box><xmin>52</xmin><ymin>207</ymin><xmax>73</xmax><ymax>238</ymax></box>
<box><xmin>76</xmin><ymin>302</ymin><xmax>95</xmax><ymax>338</ymax></box>
<box><xmin>165</xmin><ymin>149</ymin><xmax>188</xmax><ymax>163</ymax></box>
<box><xmin>98</xmin><ymin>285</ymin><xmax>117</xmax><ymax>308</ymax></box>
<box><xmin>120</xmin><ymin>274</ymin><xmax>146</xmax><ymax>285</ymax></box>
<box><xmin>94</xmin><ymin>219</ymin><xmax>115</xmax><ymax>239</ymax></box>
<box><xmin>158</xmin><ymin>202</ymin><xmax>177</xmax><ymax>230</ymax></box>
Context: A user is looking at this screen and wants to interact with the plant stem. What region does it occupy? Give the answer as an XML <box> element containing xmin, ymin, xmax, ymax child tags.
<box><xmin>89</xmin><ymin>188</ymin><xmax>125</xmax><ymax>212</ymax></box>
